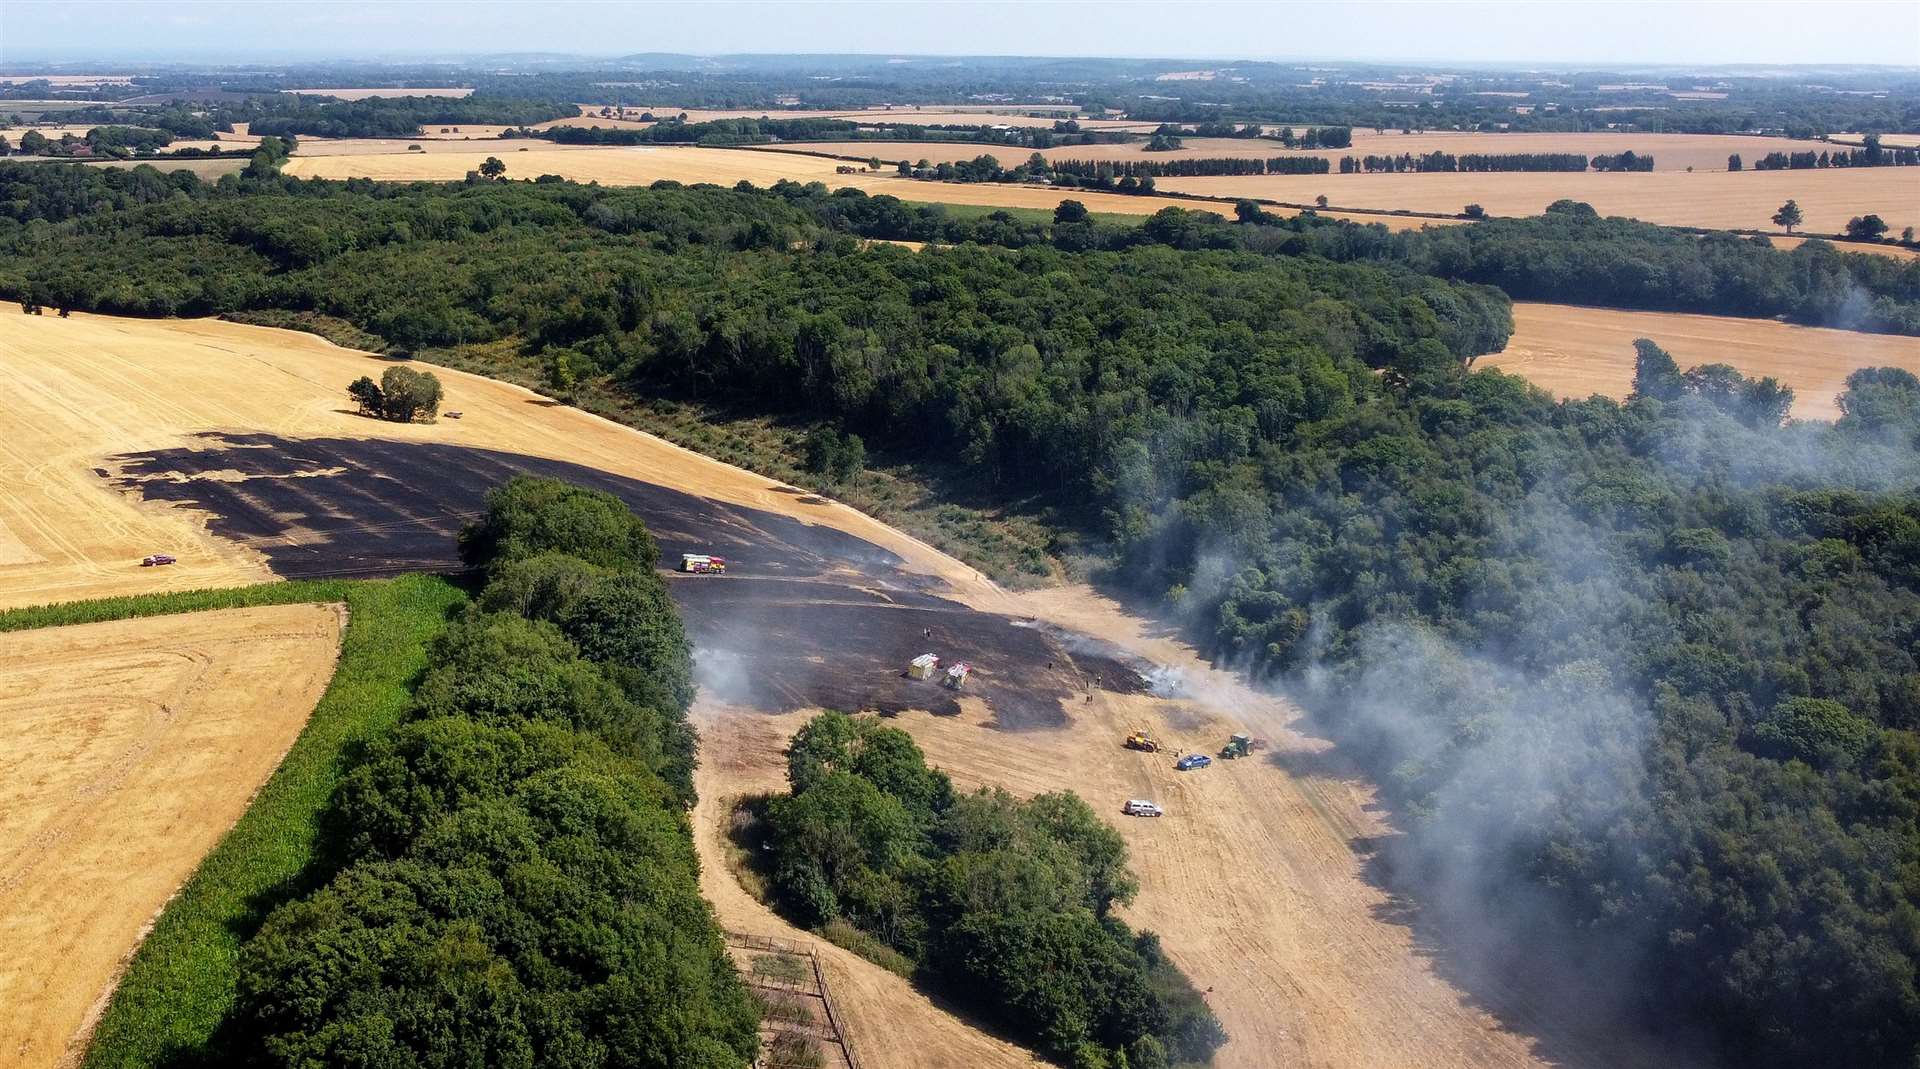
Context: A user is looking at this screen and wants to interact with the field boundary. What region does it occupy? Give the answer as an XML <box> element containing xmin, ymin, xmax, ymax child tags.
<box><xmin>73</xmin><ymin>575</ymin><xmax>467</xmax><ymax>1069</ymax></box>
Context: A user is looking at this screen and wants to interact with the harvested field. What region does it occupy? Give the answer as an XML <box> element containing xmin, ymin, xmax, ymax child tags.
<box><xmin>279</xmin><ymin>144</ymin><xmax>1237</xmax><ymax>217</ymax></box>
<box><xmin>798</xmin><ymin>130</ymin><xmax>1840</xmax><ymax>173</ymax></box>
<box><xmin>279</xmin><ymin>144</ymin><xmax>1435</xmax><ymax>226</ymax></box>
<box><xmin>1158</xmin><ymin>165</ymin><xmax>1920</xmax><ymax>235</ymax></box>
<box><xmin>1482</xmin><ymin>301</ymin><xmax>1920</xmax><ymax>419</ymax></box>
<box><xmin>0</xmin><ymin>603</ymin><xmax>343</xmax><ymax>1069</ymax></box>
<box><xmin>285</xmin><ymin>86</ymin><xmax>474</xmax><ymax>99</ymax></box>
<box><xmin>1774</xmin><ymin>234</ymin><xmax>1920</xmax><ymax>260</ymax></box>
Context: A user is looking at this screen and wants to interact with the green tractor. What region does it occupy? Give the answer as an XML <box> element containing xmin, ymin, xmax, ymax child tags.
<box><xmin>1220</xmin><ymin>733</ymin><xmax>1253</xmax><ymax>760</ymax></box>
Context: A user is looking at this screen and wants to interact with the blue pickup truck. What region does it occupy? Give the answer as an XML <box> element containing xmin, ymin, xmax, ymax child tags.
<box><xmin>1175</xmin><ymin>753</ymin><xmax>1212</xmax><ymax>771</ymax></box>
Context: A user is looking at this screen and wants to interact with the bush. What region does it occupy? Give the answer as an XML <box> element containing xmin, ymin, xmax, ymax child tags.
<box><xmin>345</xmin><ymin>366</ymin><xmax>443</xmax><ymax>422</ymax></box>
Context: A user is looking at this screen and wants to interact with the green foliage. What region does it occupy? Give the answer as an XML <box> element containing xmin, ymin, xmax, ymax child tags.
<box><xmin>1751</xmin><ymin>697</ymin><xmax>1880</xmax><ymax>769</ymax></box>
<box><xmin>379</xmin><ymin>364</ymin><xmax>443</xmax><ymax>421</ymax></box>
<box><xmin>804</xmin><ymin>426</ymin><xmax>866</xmax><ymax>482</ymax></box>
<box><xmin>76</xmin><ymin>576</ymin><xmax>467</xmax><ymax>1069</ymax></box>
<box><xmin>222</xmin><ymin>481</ymin><xmax>756</xmax><ymax>1069</ymax></box>
<box><xmin>765</xmin><ymin>712</ymin><xmax>1224</xmax><ymax>1065</ymax></box>
<box><xmin>460</xmin><ymin>474</ymin><xmax>661</xmax><ymax>576</ymax></box>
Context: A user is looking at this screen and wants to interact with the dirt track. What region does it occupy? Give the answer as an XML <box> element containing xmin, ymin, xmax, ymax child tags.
<box><xmin>0</xmin><ymin>604</ymin><xmax>343</xmax><ymax>1069</ymax></box>
<box><xmin>1484</xmin><ymin>301</ymin><xmax>1920</xmax><ymax>419</ymax></box>
<box><xmin>0</xmin><ymin>307</ymin><xmax>1649</xmax><ymax>1066</ymax></box>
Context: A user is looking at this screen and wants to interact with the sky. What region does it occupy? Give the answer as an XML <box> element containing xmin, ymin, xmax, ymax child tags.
<box><xmin>3</xmin><ymin>0</ymin><xmax>1918</xmax><ymax>68</ymax></box>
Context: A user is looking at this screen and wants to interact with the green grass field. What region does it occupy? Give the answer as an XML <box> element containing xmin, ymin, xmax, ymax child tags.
<box><xmin>13</xmin><ymin>576</ymin><xmax>470</xmax><ymax>1069</ymax></box>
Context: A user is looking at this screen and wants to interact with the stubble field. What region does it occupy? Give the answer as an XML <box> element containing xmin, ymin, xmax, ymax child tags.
<box><xmin>1157</xmin><ymin>165</ymin><xmax>1920</xmax><ymax>234</ymax></box>
<box><xmin>1485</xmin><ymin>301</ymin><xmax>1920</xmax><ymax>418</ymax></box>
<box><xmin>798</xmin><ymin>130</ymin><xmax>1842</xmax><ymax>173</ymax></box>
<box><xmin>0</xmin><ymin>603</ymin><xmax>343</xmax><ymax>1069</ymax></box>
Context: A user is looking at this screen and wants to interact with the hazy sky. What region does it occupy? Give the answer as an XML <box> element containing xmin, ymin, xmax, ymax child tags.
<box><xmin>4</xmin><ymin>0</ymin><xmax>1918</xmax><ymax>68</ymax></box>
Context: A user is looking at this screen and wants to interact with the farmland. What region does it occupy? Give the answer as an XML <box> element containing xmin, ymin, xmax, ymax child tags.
<box><xmin>799</xmin><ymin>130</ymin><xmax>1843</xmax><ymax>172</ymax></box>
<box><xmin>278</xmin><ymin>144</ymin><xmax>1448</xmax><ymax>225</ymax></box>
<box><xmin>0</xmin><ymin>603</ymin><xmax>342</xmax><ymax>1069</ymax></box>
<box><xmin>1157</xmin><ymin>165</ymin><xmax>1919</xmax><ymax>234</ymax></box>
<box><xmin>0</xmin><ymin>305</ymin><xmax>1604</xmax><ymax>1068</ymax></box>
<box><xmin>1483</xmin><ymin>302</ymin><xmax>1920</xmax><ymax>419</ymax></box>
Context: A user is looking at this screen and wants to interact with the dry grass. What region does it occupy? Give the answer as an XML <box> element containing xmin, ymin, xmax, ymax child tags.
<box><xmin>1481</xmin><ymin>301</ymin><xmax>1920</xmax><ymax>419</ymax></box>
<box><xmin>1159</xmin><ymin>165</ymin><xmax>1920</xmax><ymax>235</ymax></box>
<box><xmin>0</xmin><ymin>603</ymin><xmax>344</xmax><ymax>1069</ymax></box>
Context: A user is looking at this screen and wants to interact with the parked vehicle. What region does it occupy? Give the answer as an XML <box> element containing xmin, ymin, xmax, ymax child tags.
<box><xmin>1122</xmin><ymin>799</ymin><xmax>1164</xmax><ymax>817</ymax></box>
<box><xmin>679</xmin><ymin>553</ymin><xmax>727</xmax><ymax>574</ymax></box>
<box><xmin>141</xmin><ymin>554</ymin><xmax>177</xmax><ymax>567</ymax></box>
<box><xmin>1175</xmin><ymin>753</ymin><xmax>1212</xmax><ymax>771</ymax></box>
<box><xmin>1125</xmin><ymin>731</ymin><xmax>1159</xmax><ymax>752</ymax></box>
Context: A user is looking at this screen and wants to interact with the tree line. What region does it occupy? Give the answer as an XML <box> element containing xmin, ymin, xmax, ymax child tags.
<box><xmin>1051</xmin><ymin>155</ymin><xmax>1331</xmax><ymax>177</ymax></box>
<box><xmin>225</xmin><ymin>475</ymin><xmax>757</xmax><ymax>1067</ymax></box>
<box><xmin>762</xmin><ymin>711</ymin><xmax>1225</xmax><ymax>1068</ymax></box>
<box><xmin>527</xmin><ymin>115</ymin><xmax>1129</xmax><ymax>151</ymax></box>
<box><xmin>229</xmin><ymin>93</ymin><xmax>577</xmax><ymax>138</ymax></box>
<box><xmin>1751</xmin><ymin>145</ymin><xmax>1920</xmax><ymax>170</ymax></box>
<box><xmin>6</xmin><ymin>164</ymin><xmax>1920</xmax><ymax>1066</ymax></box>
<box><xmin>1336</xmin><ymin>150</ymin><xmax>1635</xmax><ymax>173</ymax></box>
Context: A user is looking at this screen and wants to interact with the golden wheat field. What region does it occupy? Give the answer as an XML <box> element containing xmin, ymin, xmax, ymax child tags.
<box><xmin>0</xmin><ymin>604</ymin><xmax>343</xmax><ymax>1069</ymax></box>
<box><xmin>1158</xmin><ymin>165</ymin><xmax>1920</xmax><ymax>235</ymax></box>
<box><xmin>281</xmin><ymin>144</ymin><xmax>1457</xmax><ymax>227</ymax></box>
<box><xmin>798</xmin><ymin>131</ymin><xmax>1843</xmax><ymax>173</ymax></box>
<box><xmin>1482</xmin><ymin>302</ymin><xmax>1920</xmax><ymax>419</ymax></box>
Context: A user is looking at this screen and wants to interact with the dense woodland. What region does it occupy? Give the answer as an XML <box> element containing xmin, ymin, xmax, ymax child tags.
<box><xmin>228</xmin><ymin>94</ymin><xmax>577</xmax><ymax>138</ymax></box>
<box><xmin>230</xmin><ymin>476</ymin><xmax>756</xmax><ymax>1066</ymax></box>
<box><xmin>2</xmin><ymin>161</ymin><xmax>1919</xmax><ymax>1066</ymax></box>
<box><xmin>762</xmin><ymin>711</ymin><xmax>1224</xmax><ymax>1067</ymax></box>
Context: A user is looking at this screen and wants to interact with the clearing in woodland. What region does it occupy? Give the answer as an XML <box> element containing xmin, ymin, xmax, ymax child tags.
<box><xmin>0</xmin><ymin>306</ymin><xmax>1639</xmax><ymax>1066</ymax></box>
<box><xmin>0</xmin><ymin>603</ymin><xmax>343</xmax><ymax>1069</ymax></box>
<box><xmin>1484</xmin><ymin>302</ymin><xmax>1920</xmax><ymax>419</ymax></box>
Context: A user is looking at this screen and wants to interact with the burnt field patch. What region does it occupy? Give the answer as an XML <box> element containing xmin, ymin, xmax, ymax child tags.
<box><xmin>106</xmin><ymin>432</ymin><xmax>1146</xmax><ymax>728</ymax></box>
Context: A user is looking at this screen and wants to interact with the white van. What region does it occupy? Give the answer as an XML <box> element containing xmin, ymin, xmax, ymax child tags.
<box><xmin>1122</xmin><ymin>800</ymin><xmax>1164</xmax><ymax>817</ymax></box>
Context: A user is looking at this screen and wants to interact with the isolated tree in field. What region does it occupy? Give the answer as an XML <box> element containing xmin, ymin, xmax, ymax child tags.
<box><xmin>478</xmin><ymin>155</ymin><xmax>506</xmax><ymax>180</ymax></box>
<box><xmin>1772</xmin><ymin>199</ymin><xmax>1803</xmax><ymax>234</ymax></box>
<box><xmin>1315</xmin><ymin>194</ymin><xmax>1329</xmax><ymax>208</ymax></box>
<box><xmin>1727</xmin><ymin>153</ymin><xmax>1743</xmax><ymax>171</ymax></box>
<box><xmin>1462</xmin><ymin>203</ymin><xmax>1485</xmax><ymax>219</ymax></box>
<box><xmin>1054</xmin><ymin>199</ymin><xmax>1089</xmax><ymax>224</ymax></box>
<box><xmin>347</xmin><ymin>375</ymin><xmax>384</xmax><ymax>417</ymax></box>
<box><xmin>1845</xmin><ymin>214</ymin><xmax>1890</xmax><ymax>241</ymax></box>
<box><xmin>377</xmin><ymin>365</ymin><xmax>442</xmax><ymax>422</ymax></box>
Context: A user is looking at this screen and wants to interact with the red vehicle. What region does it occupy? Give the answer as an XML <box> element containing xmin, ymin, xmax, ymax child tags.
<box><xmin>141</xmin><ymin>554</ymin><xmax>177</xmax><ymax>567</ymax></box>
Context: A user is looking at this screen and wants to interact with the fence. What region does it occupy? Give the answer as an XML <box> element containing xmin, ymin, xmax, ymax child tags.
<box><xmin>727</xmin><ymin>930</ymin><xmax>864</xmax><ymax>1069</ymax></box>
